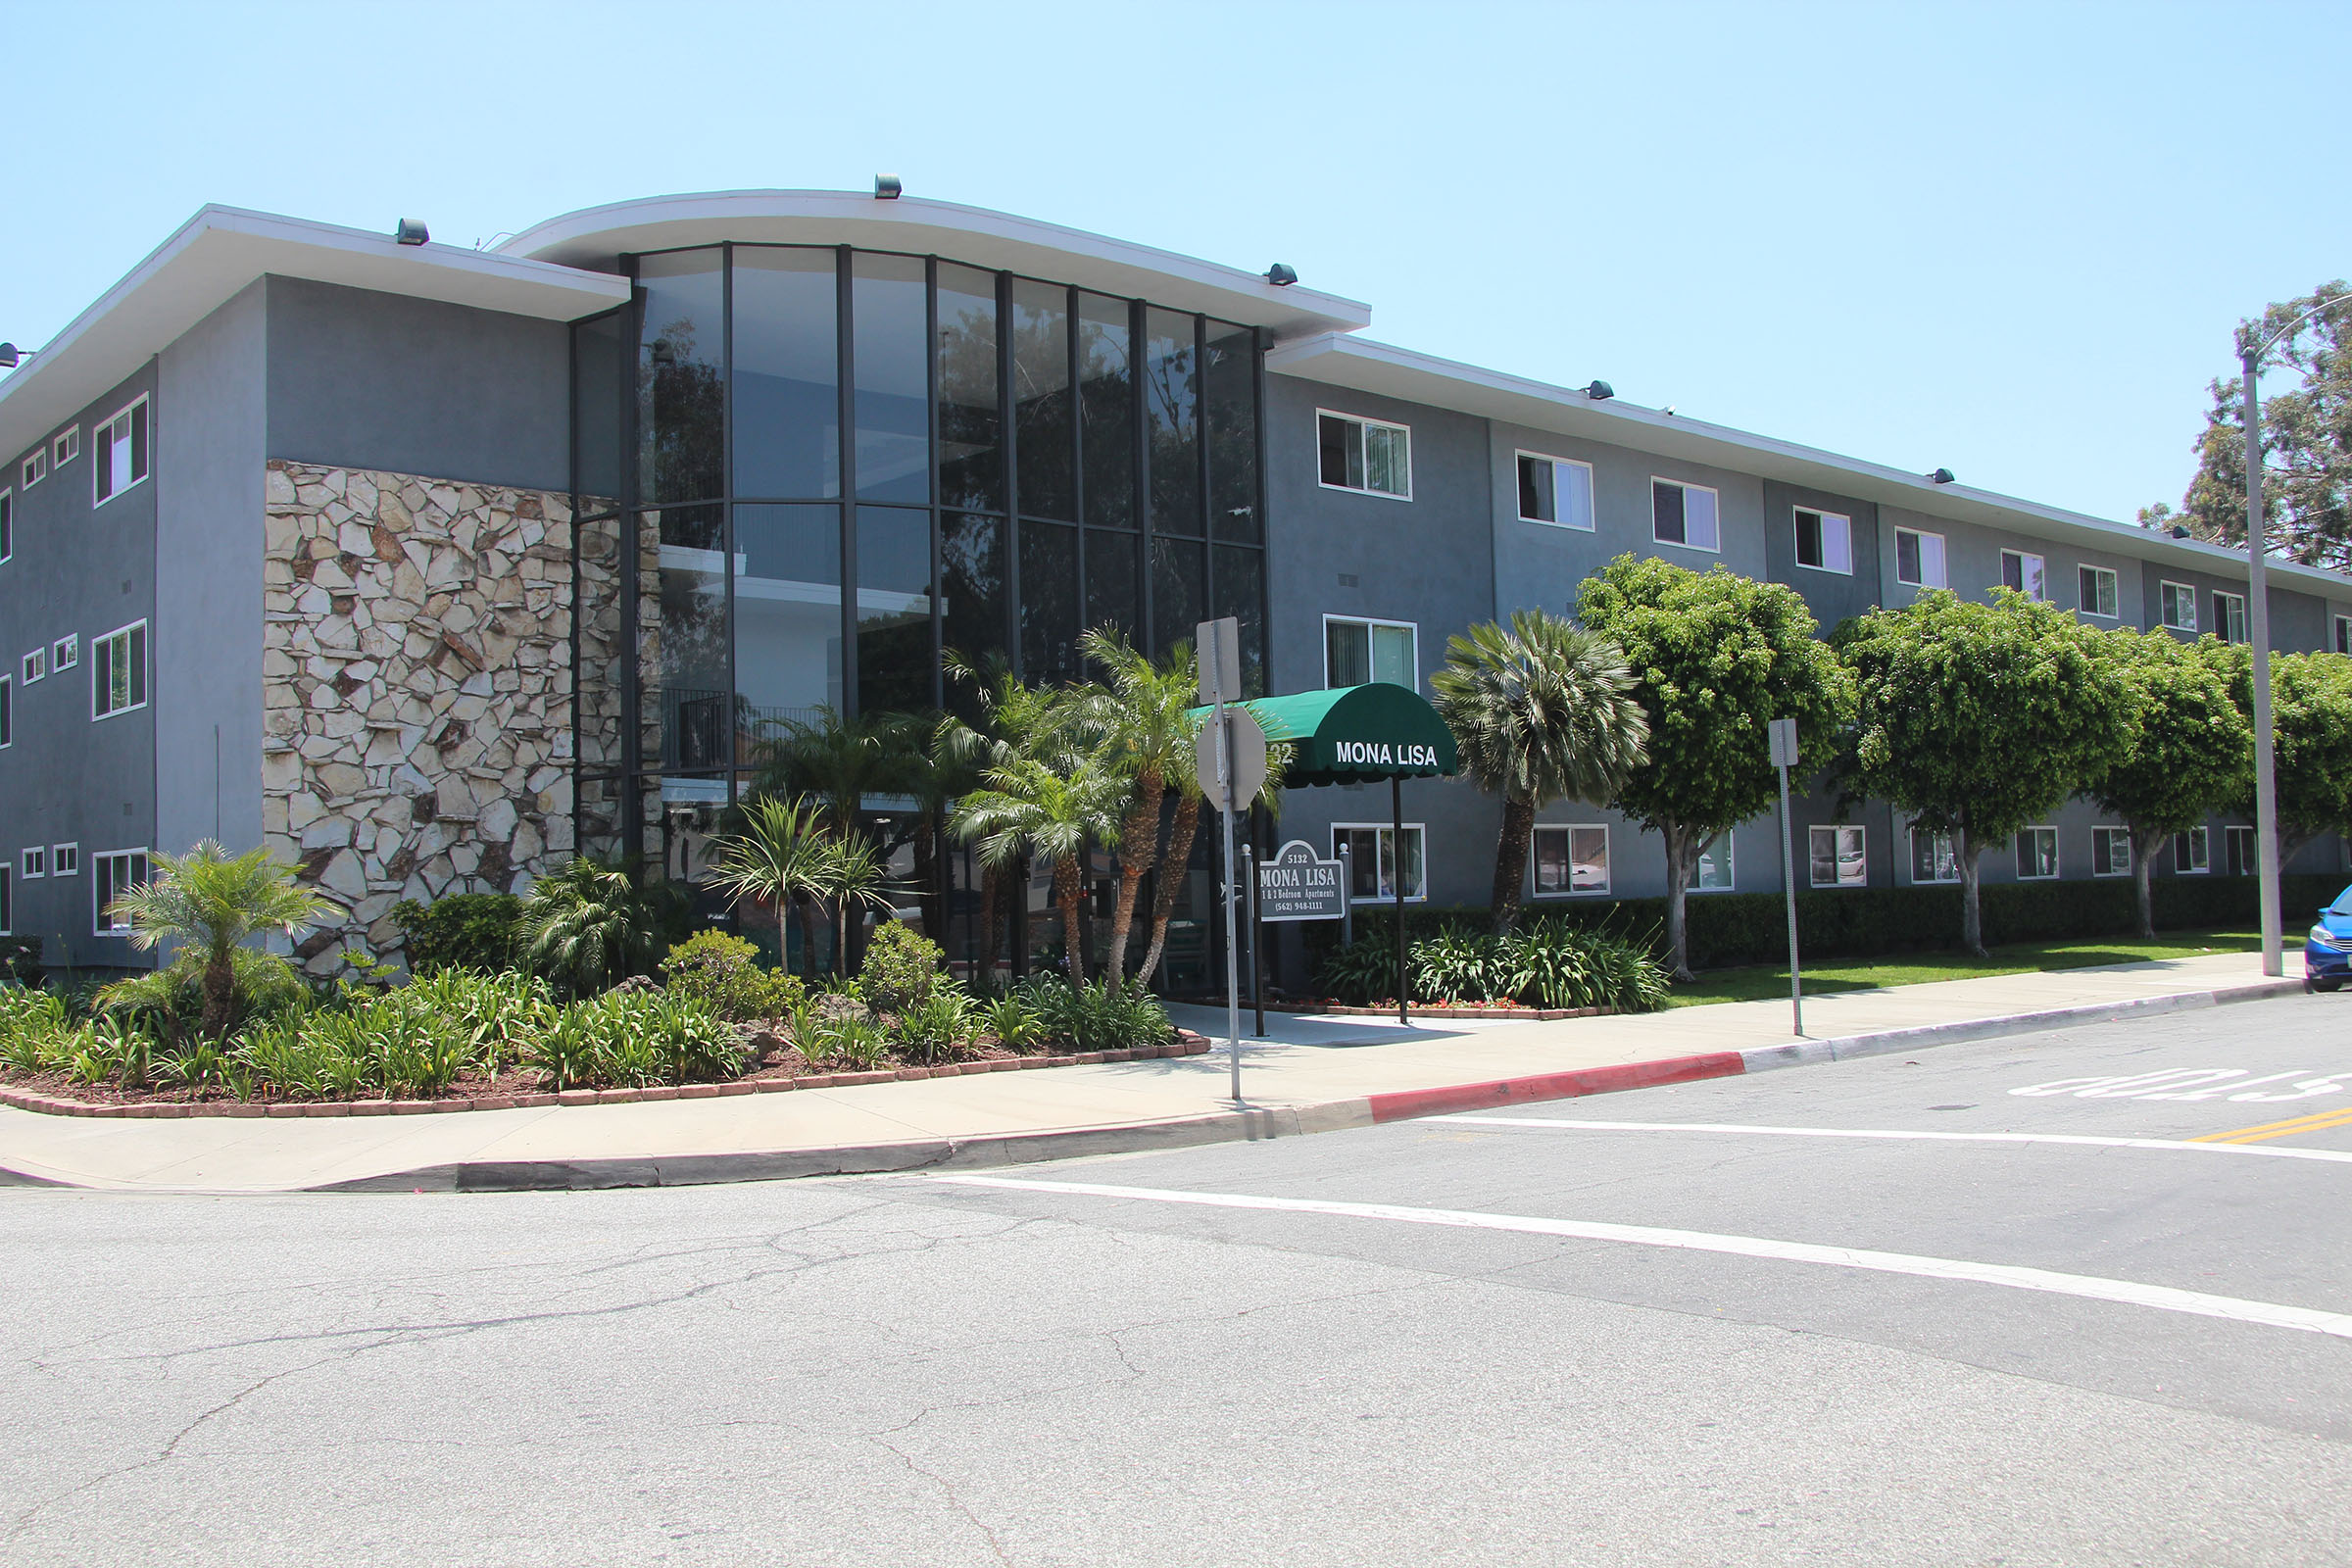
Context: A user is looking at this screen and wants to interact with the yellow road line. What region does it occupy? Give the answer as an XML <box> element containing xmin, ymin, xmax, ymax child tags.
<box><xmin>2191</xmin><ymin>1104</ymin><xmax>2352</xmax><ymax>1145</ymax></box>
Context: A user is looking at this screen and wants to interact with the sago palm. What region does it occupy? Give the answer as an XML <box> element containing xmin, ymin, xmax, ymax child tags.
<box><xmin>1431</xmin><ymin>610</ymin><xmax>1650</xmax><ymax>933</ymax></box>
<box><xmin>518</xmin><ymin>858</ymin><xmax>685</xmax><ymax>997</ymax></box>
<box><xmin>105</xmin><ymin>841</ymin><xmax>338</xmax><ymax>1041</ymax></box>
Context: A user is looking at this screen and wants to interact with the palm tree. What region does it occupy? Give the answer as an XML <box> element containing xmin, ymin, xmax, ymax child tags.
<box><xmin>941</xmin><ymin>653</ymin><xmax>1085</xmax><ymax>978</ymax></box>
<box><xmin>953</xmin><ymin>748</ymin><xmax>1125</xmax><ymax>980</ymax></box>
<box><xmin>1430</xmin><ymin>611</ymin><xmax>1650</xmax><ymax>934</ymax></box>
<box><xmin>821</xmin><ymin>833</ymin><xmax>898</xmax><ymax>977</ymax></box>
<box><xmin>754</xmin><ymin>706</ymin><xmax>924</xmax><ymax>841</ymax></box>
<box><xmin>518</xmin><ymin>858</ymin><xmax>687</xmax><ymax>997</ymax></box>
<box><xmin>105</xmin><ymin>841</ymin><xmax>338</xmax><ymax>1040</ymax></box>
<box><xmin>707</xmin><ymin>795</ymin><xmax>835</xmax><ymax>976</ymax></box>
<box><xmin>1071</xmin><ymin>629</ymin><xmax>1200</xmax><ymax>993</ymax></box>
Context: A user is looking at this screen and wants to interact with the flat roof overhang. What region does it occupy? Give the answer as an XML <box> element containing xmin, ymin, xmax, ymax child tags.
<box><xmin>1270</xmin><ymin>333</ymin><xmax>2352</xmax><ymax>602</ymax></box>
<box><xmin>497</xmin><ymin>190</ymin><xmax>1371</xmax><ymax>342</ymax></box>
<box><xmin>0</xmin><ymin>206</ymin><xmax>630</xmax><ymax>462</ymax></box>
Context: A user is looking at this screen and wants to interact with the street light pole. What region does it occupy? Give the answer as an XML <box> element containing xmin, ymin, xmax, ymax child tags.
<box><xmin>2237</xmin><ymin>292</ymin><xmax>2351</xmax><ymax>979</ymax></box>
<box><xmin>2242</xmin><ymin>344</ymin><xmax>2281</xmax><ymax>977</ymax></box>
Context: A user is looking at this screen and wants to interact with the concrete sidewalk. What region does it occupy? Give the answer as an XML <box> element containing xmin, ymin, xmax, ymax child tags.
<box><xmin>0</xmin><ymin>952</ymin><xmax>2294</xmax><ymax>1196</ymax></box>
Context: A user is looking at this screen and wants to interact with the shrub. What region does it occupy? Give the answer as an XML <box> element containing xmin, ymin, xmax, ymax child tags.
<box><xmin>982</xmin><ymin>993</ymin><xmax>1044</xmax><ymax>1054</ymax></box>
<box><xmin>662</xmin><ymin>928</ymin><xmax>802</xmax><ymax>1022</ymax></box>
<box><xmin>858</xmin><ymin>921</ymin><xmax>946</xmax><ymax>1015</ymax></box>
<box><xmin>1014</xmin><ymin>974</ymin><xmax>1175</xmax><ymax>1053</ymax></box>
<box><xmin>0</xmin><ymin>937</ymin><xmax>44</xmax><ymax>987</ymax></box>
<box><xmin>390</xmin><ymin>893</ymin><xmax>524</xmax><ymax>974</ymax></box>
<box><xmin>1319</xmin><ymin>917</ymin><xmax>1670</xmax><ymax>1013</ymax></box>
<box><xmin>893</xmin><ymin>989</ymin><xmax>977</xmax><ymax>1064</ymax></box>
<box><xmin>523</xmin><ymin>991</ymin><xmax>742</xmax><ymax>1090</ymax></box>
<box><xmin>95</xmin><ymin>946</ymin><xmax>309</xmax><ymax>1045</ymax></box>
<box><xmin>518</xmin><ymin>858</ymin><xmax>691</xmax><ymax>998</ymax></box>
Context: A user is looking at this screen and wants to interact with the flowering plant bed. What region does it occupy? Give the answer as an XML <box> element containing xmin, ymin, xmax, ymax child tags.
<box><xmin>0</xmin><ymin>1031</ymin><xmax>1212</xmax><ymax>1120</ymax></box>
<box><xmin>1272</xmin><ymin>1000</ymin><xmax>1618</xmax><ymax>1021</ymax></box>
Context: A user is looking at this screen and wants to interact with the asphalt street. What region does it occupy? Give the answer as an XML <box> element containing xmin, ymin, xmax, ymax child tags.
<box><xmin>6</xmin><ymin>994</ymin><xmax>2351</xmax><ymax>1566</ymax></box>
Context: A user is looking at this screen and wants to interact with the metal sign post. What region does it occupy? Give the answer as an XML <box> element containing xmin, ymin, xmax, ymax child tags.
<box><xmin>1768</xmin><ymin>716</ymin><xmax>1803</xmax><ymax>1038</ymax></box>
<box><xmin>1195</xmin><ymin>617</ymin><xmax>1262</xmax><ymax>1102</ymax></box>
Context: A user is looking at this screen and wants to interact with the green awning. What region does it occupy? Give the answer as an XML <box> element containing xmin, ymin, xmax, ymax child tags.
<box><xmin>1193</xmin><ymin>681</ymin><xmax>1459</xmax><ymax>788</ymax></box>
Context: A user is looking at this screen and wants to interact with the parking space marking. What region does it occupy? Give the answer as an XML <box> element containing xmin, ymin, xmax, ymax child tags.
<box><xmin>1426</xmin><ymin>1115</ymin><xmax>2352</xmax><ymax>1165</ymax></box>
<box><xmin>933</xmin><ymin>1174</ymin><xmax>2352</xmax><ymax>1340</ymax></box>
<box><xmin>2190</xmin><ymin>1104</ymin><xmax>2352</xmax><ymax>1146</ymax></box>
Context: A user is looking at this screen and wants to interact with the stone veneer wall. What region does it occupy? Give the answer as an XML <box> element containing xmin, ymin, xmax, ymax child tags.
<box><xmin>263</xmin><ymin>461</ymin><xmax>575</xmax><ymax>970</ymax></box>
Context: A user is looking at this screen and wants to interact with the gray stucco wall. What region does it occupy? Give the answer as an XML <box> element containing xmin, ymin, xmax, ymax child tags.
<box><xmin>156</xmin><ymin>281</ymin><xmax>268</xmax><ymax>864</ymax></box>
<box><xmin>0</xmin><ymin>364</ymin><xmax>161</xmax><ymax>968</ymax></box>
<box><xmin>1760</xmin><ymin>480</ymin><xmax>1882</xmax><ymax>632</ymax></box>
<box><xmin>265</xmin><ymin>276</ymin><xmax>570</xmax><ymax>492</ymax></box>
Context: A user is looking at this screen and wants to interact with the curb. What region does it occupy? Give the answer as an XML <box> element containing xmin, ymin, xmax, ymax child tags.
<box><xmin>294</xmin><ymin>974</ymin><xmax>2304</xmax><ymax>1196</ymax></box>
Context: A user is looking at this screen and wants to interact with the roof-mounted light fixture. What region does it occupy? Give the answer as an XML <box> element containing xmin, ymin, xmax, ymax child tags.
<box><xmin>1926</xmin><ymin>466</ymin><xmax>1955</xmax><ymax>484</ymax></box>
<box><xmin>875</xmin><ymin>173</ymin><xmax>903</xmax><ymax>199</ymax></box>
<box><xmin>2172</xmin><ymin>525</ymin><xmax>2191</xmax><ymax>539</ymax></box>
<box><xmin>1582</xmin><ymin>380</ymin><xmax>1614</xmax><ymax>401</ymax></box>
<box><xmin>393</xmin><ymin>219</ymin><xmax>430</xmax><ymax>246</ymax></box>
<box><xmin>0</xmin><ymin>343</ymin><xmax>21</xmax><ymax>369</ymax></box>
<box><xmin>1265</xmin><ymin>263</ymin><xmax>1298</xmax><ymax>286</ymax></box>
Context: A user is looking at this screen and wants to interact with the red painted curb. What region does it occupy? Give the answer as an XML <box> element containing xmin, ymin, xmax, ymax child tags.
<box><xmin>1363</xmin><ymin>1051</ymin><xmax>1746</xmax><ymax>1123</ymax></box>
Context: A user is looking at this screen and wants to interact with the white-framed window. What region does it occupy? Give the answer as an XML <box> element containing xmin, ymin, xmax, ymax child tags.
<box><xmin>1333</xmin><ymin>823</ymin><xmax>1426</xmax><ymax>904</ymax></box>
<box><xmin>1532</xmin><ymin>824</ymin><xmax>1610</xmax><ymax>896</ymax></box>
<box><xmin>1324</xmin><ymin>615</ymin><xmax>1417</xmax><ymax>690</ymax></box>
<box><xmin>2215</xmin><ymin>591</ymin><xmax>2247</xmax><ymax>645</ymax></box>
<box><xmin>1317</xmin><ymin>411</ymin><xmax>1411</xmax><ymax>499</ymax></box>
<box><xmin>93</xmin><ymin>849</ymin><xmax>149</xmax><ymax>936</ymax></box>
<box><xmin>20</xmin><ymin>447</ymin><xmax>46</xmax><ymax>489</ymax></box>
<box><xmin>20</xmin><ymin>846</ymin><xmax>44</xmax><ymax>880</ymax></box>
<box><xmin>2159</xmin><ymin>581</ymin><xmax>2198</xmax><ymax>632</ymax></box>
<box><xmin>2335</xmin><ymin>614</ymin><xmax>2352</xmax><ymax>656</ymax></box>
<box><xmin>1650</xmin><ymin>478</ymin><xmax>1720</xmax><ymax>552</ymax></box>
<box><xmin>1999</xmin><ymin>549</ymin><xmax>2048</xmax><ymax>601</ymax></box>
<box><xmin>1516</xmin><ymin>452</ymin><xmax>1594</xmax><ymax>530</ymax></box>
<box><xmin>0</xmin><ymin>487</ymin><xmax>12</xmax><ymax>563</ymax></box>
<box><xmin>1693</xmin><ymin>830</ymin><xmax>1734</xmax><ymax>892</ymax></box>
<box><xmin>1909</xmin><ymin>825</ymin><xmax>1960</xmax><ymax>883</ymax></box>
<box><xmin>92</xmin><ymin>620</ymin><xmax>147</xmax><ymax>719</ymax></box>
<box><xmin>52</xmin><ymin>426</ymin><xmax>78</xmax><ymax>467</ymax></box>
<box><xmin>2080</xmin><ymin>564</ymin><xmax>2119</xmax><ymax>618</ymax></box>
<box><xmin>22</xmin><ymin>647</ymin><xmax>45</xmax><ymax>685</ymax></box>
<box><xmin>1793</xmin><ymin>508</ymin><xmax>1852</xmax><ymax>574</ymax></box>
<box><xmin>1894</xmin><ymin>526</ymin><xmax>1947</xmax><ymax>589</ymax></box>
<box><xmin>2015</xmin><ymin>826</ymin><xmax>2059</xmax><ymax>880</ymax></box>
<box><xmin>0</xmin><ymin>863</ymin><xmax>10</xmax><ymax>936</ymax></box>
<box><xmin>51</xmin><ymin>633</ymin><xmax>76</xmax><ymax>672</ymax></box>
<box><xmin>0</xmin><ymin>673</ymin><xmax>10</xmax><ymax>748</ymax></box>
<box><xmin>93</xmin><ymin>395</ymin><xmax>150</xmax><ymax>507</ymax></box>
<box><xmin>2173</xmin><ymin>826</ymin><xmax>2208</xmax><ymax>874</ymax></box>
<box><xmin>51</xmin><ymin>843</ymin><xmax>77</xmax><ymax>878</ymax></box>
<box><xmin>2092</xmin><ymin>825</ymin><xmax>2132</xmax><ymax>876</ymax></box>
<box><xmin>2224</xmin><ymin>823</ymin><xmax>2255</xmax><ymax>876</ymax></box>
<box><xmin>1810</xmin><ymin>824</ymin><xmax>1867</xmax><ymax>888</ymax></box>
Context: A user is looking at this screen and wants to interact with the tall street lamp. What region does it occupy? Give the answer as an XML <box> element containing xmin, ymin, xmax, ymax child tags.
<box><xmin>2240</xmin><ymin>293</ymin><xmax>2350</xmax><ymax>976</ymax></box>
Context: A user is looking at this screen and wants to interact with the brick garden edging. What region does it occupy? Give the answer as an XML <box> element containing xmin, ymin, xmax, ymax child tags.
<box><xmin>1259</xmin><ymin>1002</ymin><xmax>1624</xmax><ymax>1021</ymax></box>
<box><xmin>0</xmin><ymin>1033</ymin><xmax>1216</xmax><ymax>1121</ymax></box>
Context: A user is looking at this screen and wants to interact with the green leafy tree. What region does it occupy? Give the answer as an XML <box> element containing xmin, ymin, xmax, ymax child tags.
<box><xmin>518</xmin><ymin>858</ymin><xmax>689</xmax><ymax>998</ymax></box>
<box><xmin>2084</xmin><ymin>631</ymin><xmax>2249</xmax><ymax>937</ymax></box>
<box><xmin>1838</xmin><ymin>590</ymin><xmax>2135</xmax><ymax>955</ymax></box>
<box><xmin>103</xmin><ymin>841</ymin><xmax>338</xmax><ymax>1041</ymax></box>
<box><xmin>2208</xmin><ymin>644</ymin><xmax>2352</xmax><ymax>861</ymax></box>
<box><xmin>2146</xmin><ymin>282</ymin><xmax>2352</xmax><ymax>568</ymax></box>
<box><xmin>1430</xmin><ymin>610</ymin><xmax>1651</xmax><ymax>936</ymax></box>
<box><xmin>1574</xmin><ymin>556</ymin><xmax>1853</xmax><ymax>980</ymax></box>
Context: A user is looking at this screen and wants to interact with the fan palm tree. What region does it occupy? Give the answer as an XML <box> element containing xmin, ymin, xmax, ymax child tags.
<box><xmin>1070</xmin><ymin>629</ymin><xmax>1201</xmax><ymax>994</ymax></box>
<box><xmin>105</xmin><ymin>841</ymin><xmax>339</xmax><ymax>1040</ymax></box>
<box><xmin>1430</xmin><ymin>610</ymin><xmax>1651</xmax><ymax>934</ymax></box>
<box><xmin>707</xmin><ymin>795</ymin><xmax>835</xmax><ymax>976</ymax></box>
<box><xmin>518</xmin><ymin>858</ymin><xmax>688</xmax><ymax>997</ymax></box>
<box><xmin>953</xmin><ymin>747</ymin><xmax>1125</xmax><ymax>980</ymax></box>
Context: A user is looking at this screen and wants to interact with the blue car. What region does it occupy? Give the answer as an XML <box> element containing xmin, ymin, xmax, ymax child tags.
<box><xmin>2305</xmin><ymin>885</ymin><xmax>2352</xmax><ymax>992</ymax></box>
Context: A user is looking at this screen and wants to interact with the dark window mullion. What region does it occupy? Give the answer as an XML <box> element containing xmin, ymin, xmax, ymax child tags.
<box><xmin>617</xmin><ymin>256</ymin><xmax>644</xmax><ymax>860</ymax></box>
<box><xmin>1132</xmin><ymin>297</ymin><xmax>1151</xmax><ymax>648</ymax></box>
<box><xmin>999</xmin><ymin>269</ymin><xmax>1023</xmax><ymax>682</ymax></box>
<box><xmin>928</xmin><ymin>257</ymin><xmax>944</xmax><ymax>713</ymax></box>
<box><xmin>837</xmin><ymin>246</ymin><xmax>858</xmax><ymax>717</ymax></box>
<box><xmin>720</xmin><ymin>243</ymin><xmax>737</xmax><ymax>808</ymax></box>
<box><xmin>1251</xmin><ymin>324</ymin><xmax>1271</xmax><ymax>694</ymax></box>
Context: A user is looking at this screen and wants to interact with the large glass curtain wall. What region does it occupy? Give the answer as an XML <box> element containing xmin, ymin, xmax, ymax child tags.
<box><xmin>573</xmin><ymin>243</ymin><xmax>1268</xmax><ymax>855</ymax></box>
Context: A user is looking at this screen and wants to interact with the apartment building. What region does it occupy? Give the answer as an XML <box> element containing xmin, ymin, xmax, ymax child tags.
<box><xmin>0</xmin><ymin>191</ymin><xmax>2340</xmax><ymax>975</ymax></box>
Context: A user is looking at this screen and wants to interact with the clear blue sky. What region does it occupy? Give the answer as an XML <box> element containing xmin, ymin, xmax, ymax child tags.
<box><xmin>3</xmin><ymin>0</ymin><xmax>2341</xmax><ymax>523</ymax></box>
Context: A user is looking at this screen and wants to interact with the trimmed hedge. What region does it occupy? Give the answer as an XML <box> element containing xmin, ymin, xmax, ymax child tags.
<box><xmin>1306</xmin><ymin>872</ymin><xmax>2345</xmax><ymax>977</ymax></box>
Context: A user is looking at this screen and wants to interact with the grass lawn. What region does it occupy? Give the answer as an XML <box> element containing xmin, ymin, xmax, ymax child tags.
<box><xmin>1666</xmin><ymin>928</ymin><xmax>2266</xmax><ymax>1007</ymax></box>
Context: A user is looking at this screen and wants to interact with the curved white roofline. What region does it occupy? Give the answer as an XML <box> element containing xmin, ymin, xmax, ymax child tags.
<box><xmin>497</xmin><ymin>189</ymin><xmax>1371</xmax><ymax>342</ymax></box>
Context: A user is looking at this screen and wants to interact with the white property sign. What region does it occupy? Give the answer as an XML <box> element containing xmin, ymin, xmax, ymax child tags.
<box><xmin>1255</xmin><ymin>839</ymin><xmax>1347</xmax><ymax>922</ymax></box>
